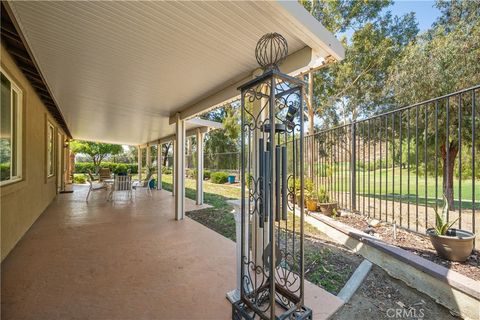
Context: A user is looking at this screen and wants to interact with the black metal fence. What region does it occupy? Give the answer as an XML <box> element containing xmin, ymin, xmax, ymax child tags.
<box><xmin>162</xmin><ymin>86</ymin><xmax>478</xmax><ymax>239</ymax></box>
<box><xmin>304</xmin><ymin>85</ymin><xmax>479</xmax><ymax>238</ymax></box>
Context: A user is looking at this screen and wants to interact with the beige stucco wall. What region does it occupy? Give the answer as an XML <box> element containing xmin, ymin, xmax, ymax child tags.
<box><xmin>1</xmin><ymin>45</ymin><xmax>67</xmax><ymax>261</ymax></box>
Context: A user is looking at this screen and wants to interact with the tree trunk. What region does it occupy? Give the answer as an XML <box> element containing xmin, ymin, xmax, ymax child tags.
<box><xmin>163</xmin><ymin>143</ymin><xmax>171</xmax><ymax>166</ymax></box>
<box><xmin>441</xmin><ymin>141</ymin><xmax>458</xmax><ymax>210</ymax></box>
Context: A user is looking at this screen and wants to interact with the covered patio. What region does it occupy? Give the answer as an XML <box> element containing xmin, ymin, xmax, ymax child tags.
<box><xmin>1</xmin><ymin>1</ymin><xmax>346</xmax><ymax>319</ymax></box>
<box><xmin>1</xmin><ymin>186</ymin><xmax>343</xmax><ymax>319</ymax></box>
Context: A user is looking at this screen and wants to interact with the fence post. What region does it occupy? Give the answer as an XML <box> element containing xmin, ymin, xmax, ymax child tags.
<box><xmin>351</xmin><ymin>122</ymin><xmax>357</xmax><ymax>211</ymax></box>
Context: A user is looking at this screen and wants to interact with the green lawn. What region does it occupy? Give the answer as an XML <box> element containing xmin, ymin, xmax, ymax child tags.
<box><xmin>160</xmin><ymin>174</ymin><xmax>240</xmax><ymax>241</ymax></box>
<box><xmin>313</xmin><ymin>165</ymin><xmax>479</xmax><ymax>209</ymax></box>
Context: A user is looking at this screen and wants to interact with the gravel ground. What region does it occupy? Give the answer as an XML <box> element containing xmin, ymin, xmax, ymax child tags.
<box><xmin>331</xmin><ymin>265</ymin><xmax>457</xmax><ymax>319</ymax></box>
<box><xmin>334</xmin><ymin>212</ymin><xmax>480</xmax><ymax>281</ymax></box>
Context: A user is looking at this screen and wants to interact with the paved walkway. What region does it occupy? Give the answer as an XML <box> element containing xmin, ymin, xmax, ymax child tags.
<box><xmin>1</xmin><ymin>185</ymin><xmax>342</xmax><ymax>319</ymax></box>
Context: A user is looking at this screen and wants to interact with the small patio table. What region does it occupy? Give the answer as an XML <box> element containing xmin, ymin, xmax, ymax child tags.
<box><xmin>104</xmin><ymin>178</ymin><xmax>115</xmax><ymax>200</ymax></box>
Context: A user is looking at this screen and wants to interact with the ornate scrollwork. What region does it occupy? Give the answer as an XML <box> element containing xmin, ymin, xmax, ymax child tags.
<box><xmin>255</xmin><ymin>33</ymin><xmax>288</xmax><ymax>71</ymax></box>
<box><xmin>236</xmin><ymin>34</ymin><xmax>311</xmax><ymax>320</ymax></box>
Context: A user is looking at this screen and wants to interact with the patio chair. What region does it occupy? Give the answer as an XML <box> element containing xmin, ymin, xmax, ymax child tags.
<box><xmin>86</xmin><ymin>175</ymin><xmax>107</xmax><ymax>201</ymax></box>
<box><xmin>132</xmin><ymin>170</ymin><xmax>153</xmax><ymax>197</ymax></box>
<box><xmin>110</xmin><ymin>174</ymin><xmax>133</xmax><ymax>202</ymax></box>
<box><xmin>98</xmin><ymin>168</ymin><xmax>112</xmax><ymax>181</ymax></box>
<box><xmin>87</xmin><ymin>169</ymin><xmax>98</xmax><ymax>182</ymax></box>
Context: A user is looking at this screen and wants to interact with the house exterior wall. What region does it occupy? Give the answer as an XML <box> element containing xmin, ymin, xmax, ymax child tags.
<box><xmin>1</xmin><ymin>45</ymin><xmax>67</xmax><ymax>261</ymax></box>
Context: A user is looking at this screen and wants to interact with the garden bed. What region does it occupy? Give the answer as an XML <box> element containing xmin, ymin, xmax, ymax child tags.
<box><xmin>187</xmin><ymin>207</ymin><xmax>363</xmax><ymax>295</ymax></box>
<box><xmin>333</xmin><ymin>212</ymin><xmax>480</xmax><ymax>281</ymax></box>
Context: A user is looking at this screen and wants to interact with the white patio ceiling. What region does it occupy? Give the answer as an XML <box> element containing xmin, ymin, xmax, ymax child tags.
<box><xmin>8</xmin><ymin>1</ymin><xmax>344</xmax><ymax>145</ymax></box>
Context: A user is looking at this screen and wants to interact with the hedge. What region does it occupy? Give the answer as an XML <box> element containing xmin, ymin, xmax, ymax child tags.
<box><xmin>210</xmin><ymin>171</ymin><xmax>229</xmax><ymax>184</ymax></box>
<box><xmin>74</xmin><ymin>162</ymin><xmax>138</xmax><ymax>174</ymax></box>
<box><xmin>1</xmin><ymin>163</ymin><xmax>10</xmax><ymax>181</ymax></box>
<box><xmin>73</xmin><ymin>174</ymin><xmax>87</xmax><ymax>184</ymax></box>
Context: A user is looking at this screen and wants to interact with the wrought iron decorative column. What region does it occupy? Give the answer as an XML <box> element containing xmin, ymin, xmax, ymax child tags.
<box><xmin>233</xmin><ymin>33</ymin><xmax>311</xmax><ymax>320</ymax></box>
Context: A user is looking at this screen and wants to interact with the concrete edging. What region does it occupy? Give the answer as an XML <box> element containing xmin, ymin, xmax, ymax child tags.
<box><xmin>337</xmin><ymin>259</ymin><xmax>372</xmax><ymax>303</ymax></box>
<box><xmin>299</xmin><ymin>210</ymin><xmax>480</xmax><ymax>320</ymax></box>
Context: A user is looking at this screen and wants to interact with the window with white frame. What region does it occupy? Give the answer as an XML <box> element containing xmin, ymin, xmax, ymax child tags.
<box><xmin>47</xmin><ymin>121</ymin><xmax>55</xmax><ymax>177</ymax></box>
<box><xmin>1</xmin><ymin>69</ymin><xmax>23</xmax><ymax>185</ymax></box>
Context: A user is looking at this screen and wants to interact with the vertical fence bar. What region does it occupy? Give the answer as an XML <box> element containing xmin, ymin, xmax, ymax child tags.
<box><xmin>351</xmin><ymin>122</ymin><xmax>357</xmax><ymax>211</ymax></box>
<box><xmin>385</xmin><ymin>116</ymin><xmax>388</xmax><ymax>222</ymax></box>
<box><xmin>424</xmin><ymin>104</ymin><xmax>428</xmax><ymax>232</ymax></box>
<box><xmin>342</xmin><ymin>129</ymin><xmax>344</xmax><ymax>209</ymax></box>
<box><xmin>336</xmin><ymin>129</ymin><xmax>339</xmax><ymax>205</ymax></box>
<box><xmin>374</xmin><ymin>119</ymin><xmax>377</xmax><ymax>219</ymax></box>
<box><xmin>458</xmin><ymin>93</ymin><xmax>462</xmax><ymax>228</ymax></box>
<box><xmin>435</xmin><ymin>101</ymin><xmax>439</xmax><ymax>212</ymax></box>
<box><xmin>343</xmin><ymin>127</ymin><xmax>346</xmax><ymax>209</ymax></box>
<box><xmin>472</xmin><ymin>90</ymin><xmax>476</xmax><ymax>243</ymax></box>
<box><xmin>415</xmin><ymin>106</ymin><xmax>419</xmax><ymax>232</ymax></box>
<box><xmin>392</xmin><ymin>113</ymin><xmax>395</xmax><ymax>224</ymax></box>
<box><xmin>407</xmin><ymin>109</ymin><xmax>411</xmax><ymax>229</ymax></box>
<box><xmin>446</xmin><ymin>97</ymin><xmax>450</xmax><ymax>222</ymax></box>
<box><xmin>399</xmin><ymin>111</ymin><xmax>403</xmax><ymax>227</ymax></box>
<box><xmin>363</xmin><ymin>121</ymin><xmax>366</xmax><ymax>215</ymax></box>
<box><xmin>331</xmin><ymin>130</ymin><xmax>334</xmax><ymax>203</ymax></box>
<box><xmin>357</xmin><ymin>125</ymin><xmax>360</xmax><ymax>211</ymax></box>
<box><xmin>368</xmin><ymin>119</ymin><xmax>371</xmax><ymax>218</ymax></box>
<box><xmin>379</xmin><ymin>117</ymin><xmax>382</xmax><ymax>221</ymax></box>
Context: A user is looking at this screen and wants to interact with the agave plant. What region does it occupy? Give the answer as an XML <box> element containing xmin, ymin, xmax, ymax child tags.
<box><xmin>434</xmin><ymin>194</ymin><xmax>459</xmax><ymax>235</ymax></box>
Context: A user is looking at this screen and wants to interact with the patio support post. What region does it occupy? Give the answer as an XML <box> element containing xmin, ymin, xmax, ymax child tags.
<box><xmin>137</xmin><ymin>146</ymin><xmax>143</xmax><ymax>182</ymax></box>
<box><xmin>174</xmin><ymin>114</ymin><xmax>185</xmax><ymax>220</ymax></box>
<box><xmin>157</xmin><ymin>143</ymin><xmax>162</xmax><ymax>190</ymax></box>
<box><xmin>172</xmin><ymin>140</ymin><xmax>175</xmax><ymax>197</ymax></box>
<box><xmin>146</xmin><ymin>145</ymin><xmax>151</xmax><ymax>169</ymax></box>
<box><xmin>196</xmin><ymin>129</ymin><xmax>204</xmax><ymax>205</ymax></box>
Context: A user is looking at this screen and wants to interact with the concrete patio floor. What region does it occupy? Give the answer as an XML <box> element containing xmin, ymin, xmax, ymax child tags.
<box><xmin>1</xmin><ymin>185</ymin><xmax>343</xmax><ymax>319</ymax></box>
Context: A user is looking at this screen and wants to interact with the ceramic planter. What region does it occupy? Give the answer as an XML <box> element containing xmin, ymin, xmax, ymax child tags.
<box><xmin>318</xmin><ymin>202</ymin><xmax>338</xmax><ymax>216</ymax></box>
<box><xmin>426</xmin><ymin>228</ymin><xmax>475</xmax><ymax>262</ymax></box>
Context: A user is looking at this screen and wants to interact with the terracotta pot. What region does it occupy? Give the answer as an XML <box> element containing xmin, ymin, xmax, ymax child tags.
<box><xmin>426</xmin><ymin>228</ymin><xmax>475</xmax><ymax>262</ymax></box>
<box><xmin>318</xmin><ymin>202</ymin><xmax>338</xmax><ymax>216</ymax></box>
<box><xmin>306</xmin><ymin>199</ymin><xmax>318</xmax><ymax>212</ymax></box>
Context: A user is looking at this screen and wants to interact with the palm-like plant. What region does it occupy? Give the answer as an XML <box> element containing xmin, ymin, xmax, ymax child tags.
<box><xmin>434</xmin><ymin>194</ymin><xmax>459</xmax><ymax>235</ymax></box>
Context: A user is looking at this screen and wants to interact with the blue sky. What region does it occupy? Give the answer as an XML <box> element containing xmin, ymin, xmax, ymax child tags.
<box><xmin>391</xmin><ymin>0</ymin><xmax>440</xmax><ymax>32</ymax></box>
<box><xmin>340</xmin><ymin>0</ymin><xmax>441</xmax><ymax>39</ymax></box>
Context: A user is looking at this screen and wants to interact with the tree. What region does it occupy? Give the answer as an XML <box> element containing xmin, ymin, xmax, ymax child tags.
<box><xmin>202</xmin><ymin>103</ymin><xmax>240</xmax><ymax>170</ymax></box>
<box><xmin>387</xmin><ymin>0</ymin><xmax>480</xmax><ymax>207</ymax></box>
<box><xmin>299</xmin><ymin>0</ymin><xmax>418</xmax><ymax>131</ymax></box>
<box><xmin>162</xmin><ymin>142</ymin><xmax>172</xmax><ymax>167</ymax></box>
<box><xmin>70</xmin><ymin>140</ymin><xmax>123</xmax><ymax>169</ymax></box>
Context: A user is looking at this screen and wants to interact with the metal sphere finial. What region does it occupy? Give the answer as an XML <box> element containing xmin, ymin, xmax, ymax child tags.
<box><xmin>255</xmin><ymin>33</ymin><xmax>288</xmax><ymax>71</ymax></box>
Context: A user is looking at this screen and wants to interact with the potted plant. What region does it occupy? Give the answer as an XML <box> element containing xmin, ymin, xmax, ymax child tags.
<box><xmin>317</xmin><ymin>188</ymin><xmax>337</xmax><ymax>216</ymax></box>
<box><xmin>305</xmin><ymin>189</ymin><xmax>318</xmax><ymax>211</ymax></box>
<box><xmin>114</xmin><ymin>164</ymin><xmax>128</xmax><ymax>176</ymax></box>
<box><xmin>426</xmin><ymin>195</ymin><xmax>475</xmax><ymax>262</ymax></box>
<box><xmin>303</xmin><ymin>179</ymin><xmax>318</xmax><ymax>211</ymax></box>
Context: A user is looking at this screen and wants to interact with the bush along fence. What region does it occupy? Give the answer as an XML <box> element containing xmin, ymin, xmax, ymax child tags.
<box><xmin>74</xmin><ymin>162</ymin><xmax>138</xmax><ymax>174</ymax></box>
<box><xmin>301</xmin><ymin>85</ymin><xmax>479</xmax><ymax>238</ymax></box>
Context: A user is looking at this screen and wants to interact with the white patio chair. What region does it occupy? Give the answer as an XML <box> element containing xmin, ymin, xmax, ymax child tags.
<box><xmin>132</xmin><ymin>171</ymin><xmax>153</xmax><ymax>197</ymax></box>
<box><xmin>110</xmin><ymin>174</ymin><xmax>133</xmax><ymax>202</ymax></box>
<box><xmin>86</xmin><ymin>175</ymin><xmax>107</xmax><ymax>201</ymax></box>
